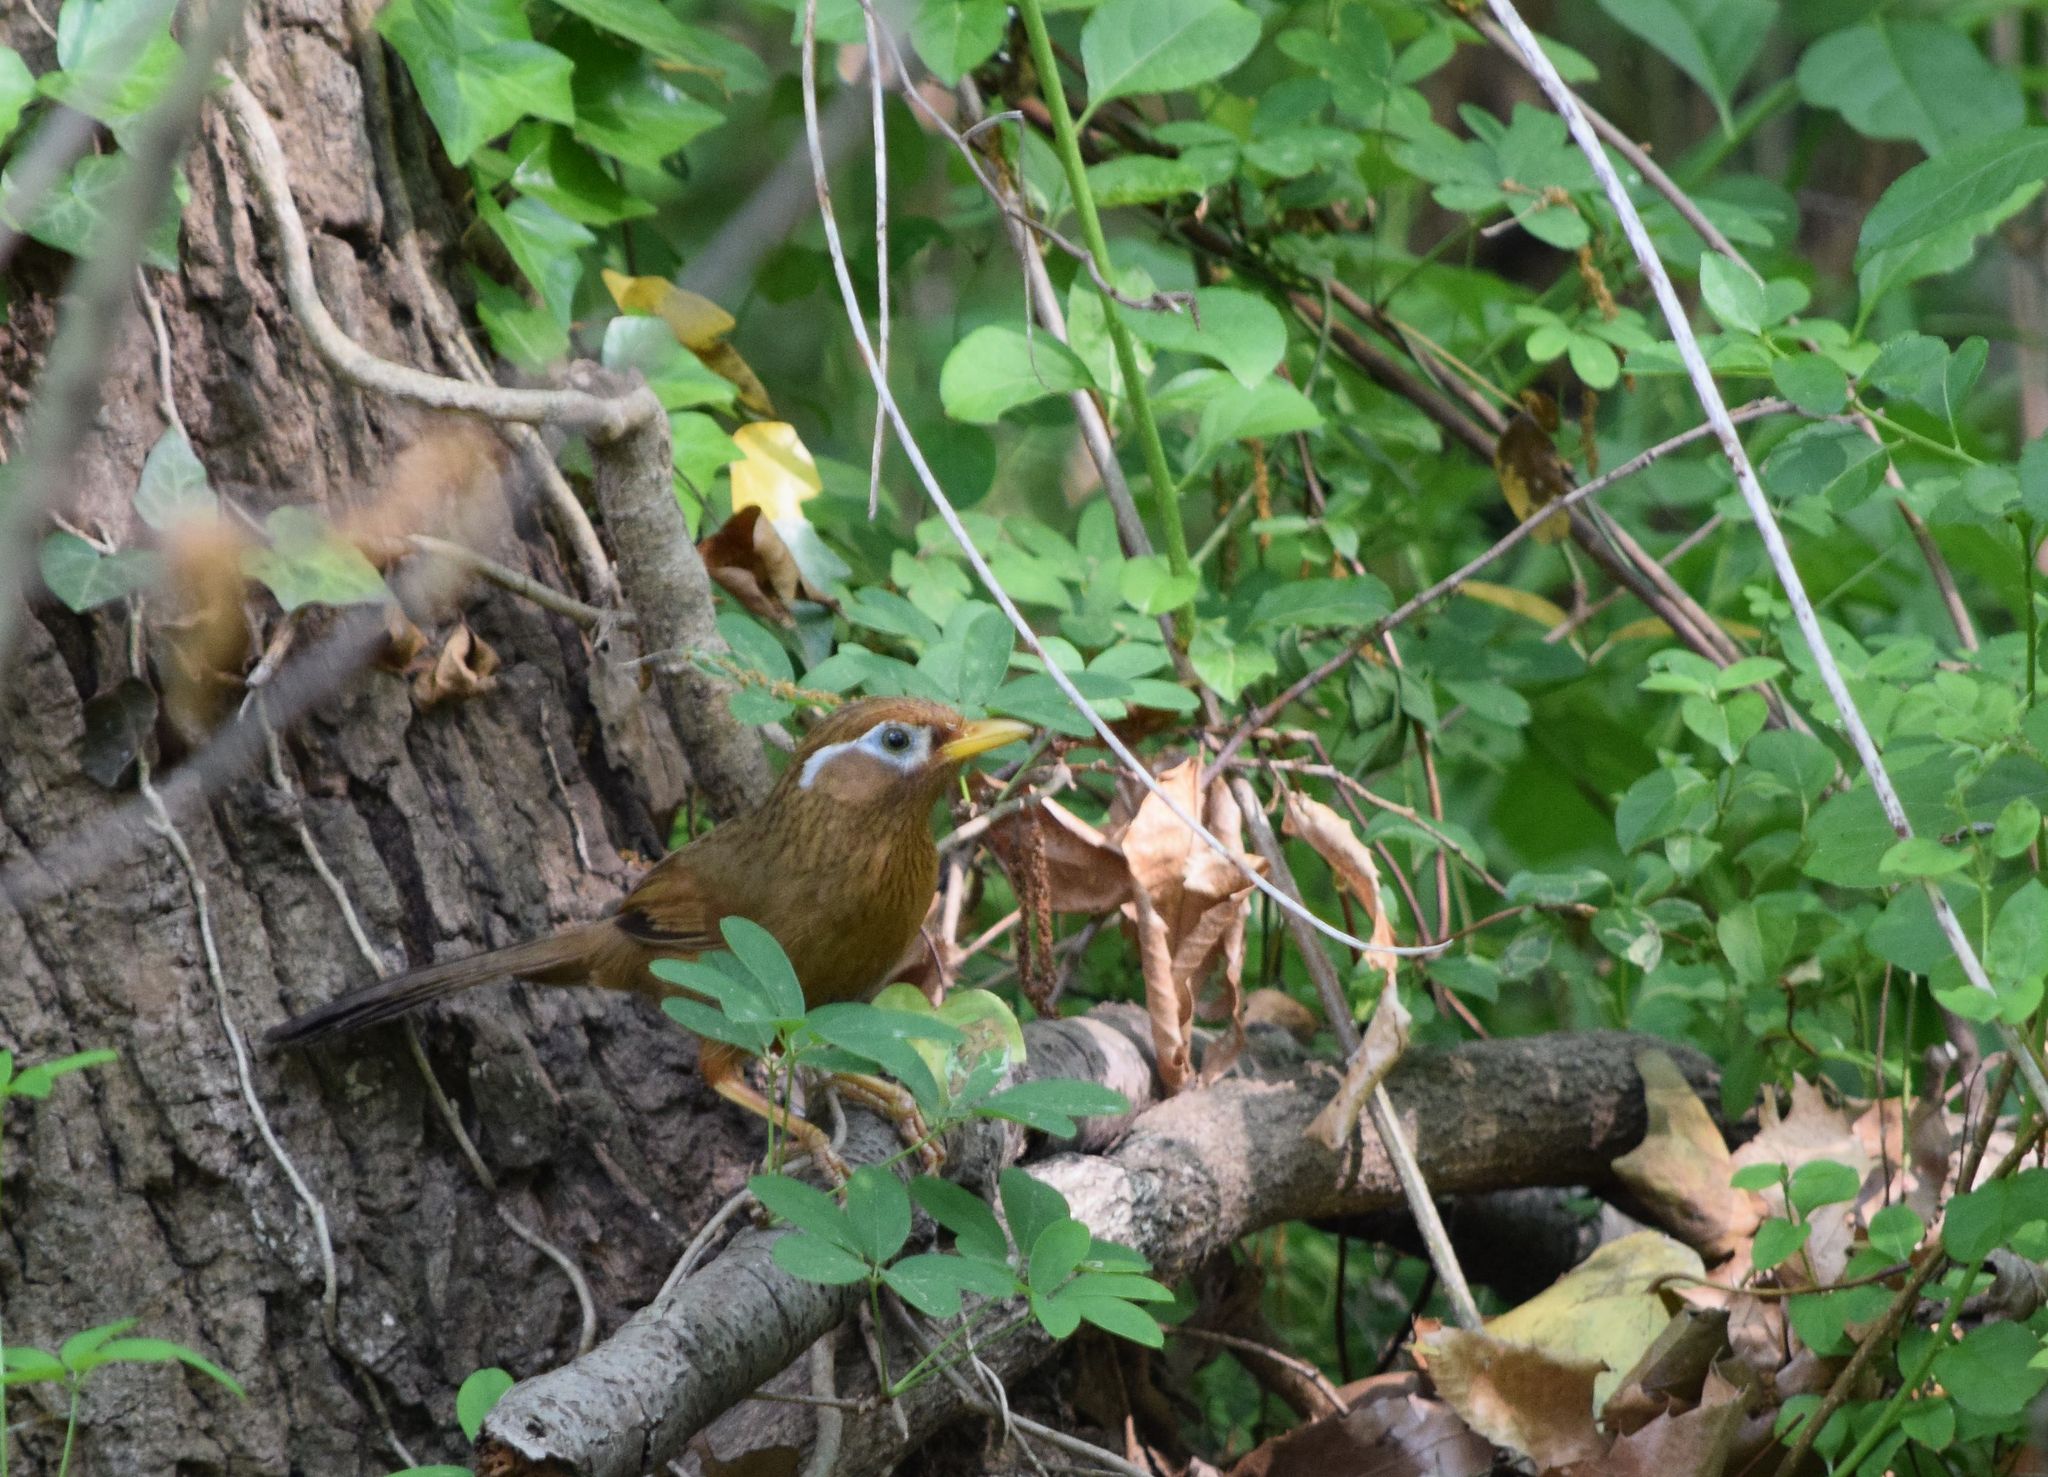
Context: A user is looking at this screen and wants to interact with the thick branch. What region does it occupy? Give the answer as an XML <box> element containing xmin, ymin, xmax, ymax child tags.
<box><xmin>481</xmin><ymin>1023</ymin><xmax>1714</xmax><ymax>1477</ymax></box>
<box><xmin>578</xmin><ymin>366</ymin><xmax>775</xmax><ymax>818</ymax></box>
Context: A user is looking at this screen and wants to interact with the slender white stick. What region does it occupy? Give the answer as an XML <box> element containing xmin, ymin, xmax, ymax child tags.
<box><xmin>1484</xmin><ymin>0</ymin><xmax>2048</xmax><ymax>1108</ymax></box>
<box><xmin>797</xmin><ymin>6</ymin><xmax>1446</xmax><ymax>962</ymax></box>
<box><xmin>863</xmin><ymin>6</ymin><xmax>892</xmax><ymax>518</ymax></box>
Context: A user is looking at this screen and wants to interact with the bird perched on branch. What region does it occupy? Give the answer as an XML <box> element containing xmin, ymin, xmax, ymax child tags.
<box><xmin>268</xmin><ymin>697</ymin><xmax>1031</xmax><ymax>1171</ymax></box>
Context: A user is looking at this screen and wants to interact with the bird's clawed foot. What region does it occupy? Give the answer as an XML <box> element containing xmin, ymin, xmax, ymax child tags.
<box><xmin>830</xmin><ymin>1071</ymin><xmax>946</xmax><ymax>1172</ymax></box>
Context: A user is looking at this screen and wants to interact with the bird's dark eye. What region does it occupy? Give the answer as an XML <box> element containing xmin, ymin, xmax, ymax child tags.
<box><xmin>881</xmin><ymin>726</ymin><xmax>911</xmax><ymax>752</ymax></box>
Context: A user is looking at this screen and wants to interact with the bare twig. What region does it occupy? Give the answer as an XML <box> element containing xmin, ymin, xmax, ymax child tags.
<box><xmin>1485</xmin><ymin>0</ymin><xmax>2048</xmax><ymax>1106</ymax></box>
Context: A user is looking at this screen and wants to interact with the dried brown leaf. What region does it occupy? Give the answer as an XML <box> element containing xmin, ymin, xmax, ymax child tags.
<box><xmin>1244</xmin><ymin>988</ymin><xmax>1319</xmax><ymax>1042</ymax></box>
<box><xmin>1729</xmin><ymin>1079</ymin><xmax>1872</xmax><ymax>1284</ymax></box>
<box><xmin>697</xmin><ymin>506</ymin><xmax>832</xmax><ymax>627</ymax></box>
<box><xmin>1611</xmin><ymin>1050</ymin><xmax>1756</xmax><ymax>1260</ymax></box>
<box><xmin>157</xmin><ymin>518</ymin><xmax>252</xmax><ymax>739</ymax></box>
<box><xmin>412</xmin><ymin>622</ymin><xmax>500</xmax><ymax>707</ymax></box>
<box><xmin>985</xmin><ymin>796</ymin><xmax>1132</xmax><ymax>916</ymax></box>
<box><xmin>1417</xmin><ymin>1331</ymin><xmax>1605</xmax><ymax>1470</ymax></box>
<box><xmin>1227</xmin><ymin>1376</ymin><xmax>1493</xmax><ymax>1477</ymax></box>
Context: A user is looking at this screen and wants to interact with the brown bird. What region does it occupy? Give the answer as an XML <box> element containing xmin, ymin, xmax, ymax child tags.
<box><xmin>268</xmin><ymin>697</ymin><xmax>1031</xmax><ymax>1169</ymax></box>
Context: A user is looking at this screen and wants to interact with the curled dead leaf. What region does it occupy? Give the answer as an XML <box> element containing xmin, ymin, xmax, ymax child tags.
<box><xmin>412</xmin><ymin>622</ymin><xmax>501</xmax><ymax>707</ymax></box>
<box><xmin>1493</xmin><ymin>389</ymin><xmax>1572</xmax><ymax>546</ymax></box>
<box><xmin>697</xmin><ymin>505</ymin><xmax>835</xmax><ymax>627</ymax></box>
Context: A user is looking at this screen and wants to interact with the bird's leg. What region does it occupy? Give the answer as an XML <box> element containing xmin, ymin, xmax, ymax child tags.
<box><xmin>828</xmin><ymin>1071</ymin><xmax>944</xmax><ymax>1172</ymax></box>
<box><xmin>699</xmin><ymin>1046</ymin><xmax>848</xmax><ymax>1182</ymax></box>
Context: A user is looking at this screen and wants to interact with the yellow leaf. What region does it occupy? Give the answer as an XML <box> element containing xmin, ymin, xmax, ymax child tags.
<box><xmin>730</xmin><ymin>422</ymin><xmax>822</xmax><ymax>523</ymax></box>
<box><xmin>1607</xmin><ymin>617</ymin><xmax>1674</xmax><ymax>645</ymax></box>
<box><xmin>1459</xmin><ymin>580</ymin><xmax>1569</xmax><ymax>629</ymax></box>
<box><xmin>601</xmin><ymin>269</ymin><xmax>734</xmax><ymax>349</ymax></box>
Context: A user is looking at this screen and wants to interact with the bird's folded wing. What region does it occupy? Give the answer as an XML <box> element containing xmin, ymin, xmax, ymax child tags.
<box><xmin>611</xmin><ymin>851</ymin><xmax>727</xmax><ymax>951</ymax></box>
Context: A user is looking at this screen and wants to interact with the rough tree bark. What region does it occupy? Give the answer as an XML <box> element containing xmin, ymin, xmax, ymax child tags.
<box><xmin>0</xmin><ymin>6</ymin><xmax>763</xmax><ymax>1472</ymax></box>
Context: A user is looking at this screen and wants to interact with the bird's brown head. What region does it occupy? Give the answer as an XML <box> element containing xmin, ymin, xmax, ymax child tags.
<box><xmin>775</xmin><ymin>696</ymin><xmax>1031</xmax><ymax>820</ymax></box>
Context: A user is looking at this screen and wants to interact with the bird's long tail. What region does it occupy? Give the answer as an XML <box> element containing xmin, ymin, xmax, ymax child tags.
<box><xmin>264</xmin><ymin>926</ymin><xmax>604</xmax><ymax>1047</ymax></box>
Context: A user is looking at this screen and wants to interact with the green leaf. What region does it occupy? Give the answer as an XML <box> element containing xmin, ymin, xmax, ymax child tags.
<box><xmin>1987</xmin><ymin>880</ymin><xmax>2048</xmax><ymax>1017</ymax></box>
<box><xmin>376</xmin><ymin>0</ymin><xmax>574</xmax><ymax>165</ymax></box>
<box><xmin>1248</xmin><ymin>576</ymin><xmax>1391</xmax><ymax>632</ymax></box>
<box><xmin>939</xmin><ymin>326</ymin><xmax>1094</xmax><ymax>424</ymax></box>
<box><xmin>1070</xmin><ymin>1294</ymin><xmax>1165</xmax><ymax>1347</ymax></box>
<box><xmin>1858</xmin><ymin>128</ymin><xmax>2048</xmax><ymax>263</ymax></box>
<box><xmin>471</xmin><ymin>269</ymin><xmax>570</xmax><ymax>370</ymax></box>
<box><xmin>1189</xmin><ymin>378</ymin><xmax>1321</xmax><ymax>470</ymax></box>
<box><xmin>720</xmin><ymin>917</ymin><xmax>807</xmax><ymax>1021</ymax></box>
<box><xmin>1751</xmin><ymin>1217</ymin><xmax>1810</xmax><ymax>1272</ymax></box>
<box><xmin>60</xmin><ymin>1319</ymin><xmax>139</xmax><ymax>1369</ymax></box>
<box><xmin>772</xmin><ymin>1233</ymin><xmax>871</xmax><ymax>1285</ymax></box>
<box><xmin>1698</xmin><ymin>253</ymin><xmax>1766</xmax><ymax>334</ymax></box>
<box><xmin>1030</xmin><ymin>1286</ymin><xmax>1083</xmax><ymax>1339</ymax></box>
<box><xmin>478</xmin><ymin>194</ymin><xmax>594</xmax><ymax>326</ymax></box>
<box><xmin>1590</xmin><ymin>0</ymin><xmax>1771</xmax><ymax>130</ymax></box>
<box><xmin>659</xmin><ymin>995</ymin><xmax>774</xmax><ymax>1053</ymax></box>
<box><xmin>844</xmin><ymin>1166</ymin><xmax>912</xmax><ymax>1265</ymax></box>
<box><xmin>882</xmin><ymin>1252</ymin><xmax>1017</xmax><ymax>1317</ymax></box>
<box><xmin>977</xmin><ymin>1079</ymin><xmax>1130</xmax><ymax>1137</ymax></box>
<box><xmin>910</xmin><ymin>1176</ymin><xmax>1011</xmax><ymax>1263</ymax></box>
<box><xmin>1796</xmin><ymin>19</ymin><xmax>2021</xmax><ymax>157</ymax></box>
<box><xmin>244</xmin><ymin>508</ymin><xmax>386</xmax><ymax>612</ymax></box>
<box><xmin>1118</xmin><ymin>554</ymin><xmax>1198</xmax><ymax>616</ymax></box>
<box><xmin>565</xmin><ymin>30</ymin><xmax>723</xmax><ymax>169</ymax></box>
<box><xmin>509</xmin><ymin>126</ymin><xmax>656</xmax><ymax>225</ymax></box>
<box><xmin>910</xmin><ymin>0</ymin><xmax>1006</xmax><ymax>85</ymax></box>
<box><xmin>43</xmin><ymin>0</ymin><xmax>181</xmax><ymax>137</ymax></box>
<box><xmin>1941</xmin><ymin>1169</ymin><xmax>2048</xmax><ymax>1262</ymax></box>
<box><xmin>1079</xmin><ymin>0</ymin><xmax>1261</xmax><ymax>111</ymax></box>
<box><xmin>7</xmin><ymin>1048</ymin><xmax>117</xmax><ymax>1100</ymax></box>
<box><xmin>1504</xmin><ymin>867</ymin><xmax>1609</xmax><ymax>906</ymax></box>
<box><xmin>1187</xmin><ymin>623</ymin><xmax>1278</xmax><ymax>703</ymax></box>
<box><xmin>750</xmin><ymin>1173</ymin><xmax>860</xmax><ymax>1251</ymax></box>
<box><xmin>1616</xmin><ymin>767</ymin><xmax>1712</xmax><ymax>853</ymax></box>
<box><xmin>1932</xmin><ymin>1323</ymin><xmax>2048</xmax><ymax>1416</ymax></box>
<box><xmin>0</xmin><ymin>152</ymin><xmax>187</xmax><ymax>269</ymax></box>
<box><xmin>1</xmin><ymin>1347</ymin><xmax>66</xmax><ymax>1386</ymax></box>
<box><xmin>133</xmin><ymin>427</ymin><xmax>216</xmax><ymax>531</ymax></box>
<box><xmin>38</xmin><ymin>532</ymin><xmax>157</xmax><ymax>612</ymax></box>
<box><xmin>1867</xmin><ymin>1203</ymin><xmax>1925</xmax><ymax>1261</ymax></box>
<box><xmin>456</xmin><ymin>1367</ymin><xmax>514</xmax><ymax>1440</ymax></box>
<box><xmin>1992</xmin><ymin>797</ymin><xmax>2041</xmax><ymax>859</ymax></box>
<box><xmin>1788</xmin><ymin>1159</ymin><xmax>1861</xmax><ymax>1215</ymax></box>
<box><xmin>1877</xmin><ymin>836</ymin><xmax>1969</xmax><ymax>878</ymax></box>
<box><xmin>1082</xmin><ymin>155</ymin><xmax>1215</xmax><ymax>206</ymax></box>
<box><xmin>1123</xmin><ymin>288</ymin><xmax>1286</xmax><ymax>387</ymax></box>
<box><xmin>0</xmin><ymin>47</ymin><xmax>33</xmax><ymax>140</ymax></box>
<box><xmin>1729</xmin><ymin>1163</ymin><xmax>1784</xmax><ymax>1191</ymax></box>
<box><xmin>999</xmin><ymin>1167</ymin><xmax>1070</xmax><ymax>1259</ymax></box>
<box><xmin>550</xmin><ymin>0</ymin><xmax>731</xmax><ymax>71</ymax></box>
<box><xmin>1769</xmin><ymin>353</ymin><xmax>1848</xmax><ymax>416</ymax></box>
<box><xmin>1028</xmin><ymin>1217</ymin><xmax>1093</xmax><ymax>1292</ymax></box>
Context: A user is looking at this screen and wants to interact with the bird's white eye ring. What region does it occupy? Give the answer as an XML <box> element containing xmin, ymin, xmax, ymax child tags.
<box><xmin>881</xmin><ymin>726</ymin><xmax>912</xmax><ymax>752</ymax></box>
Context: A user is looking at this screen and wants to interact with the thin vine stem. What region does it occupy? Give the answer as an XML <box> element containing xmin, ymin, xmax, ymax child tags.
<box><xmin>1011</xmin><ymin>0</ymin><xmax>1195</xmax><ymax>637</ymax></box>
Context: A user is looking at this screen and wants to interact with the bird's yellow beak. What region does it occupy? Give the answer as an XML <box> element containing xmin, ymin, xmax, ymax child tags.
<box><xmin>939</xmin><ymin>717</ymin><xmax>1033</xmax><ymax>763</ymax></box>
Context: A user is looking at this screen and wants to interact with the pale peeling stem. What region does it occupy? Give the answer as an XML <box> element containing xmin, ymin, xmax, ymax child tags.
<box><xmin>1485</xmin><ymin>0</ymin><xmax>2048</xmax><ymax>1110</ymax></box>
<box><xmin>797</xmin><ymin>0</ymin><xmax>1445</xmax><ymax>965</ymax></box>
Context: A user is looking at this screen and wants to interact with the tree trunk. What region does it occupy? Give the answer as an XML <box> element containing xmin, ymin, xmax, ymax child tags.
<box><xmin>0</xmin><ymin>6</ymin><xmax>756</xmax><ymax>1472</ymax></box>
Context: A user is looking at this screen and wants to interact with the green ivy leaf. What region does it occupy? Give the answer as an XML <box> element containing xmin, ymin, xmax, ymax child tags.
<box><xmin>244</xmin><ymin>508</ymin><xmax>386</xmax><ymax>612</ymax></box>
<box><xmin>133</xmin><ymin>426</ymin><xmax>216</xmax><ymax>531</ymax></box>
<box><xmin>376</xmin><ymin>0</ymin><xmax>574</xmax><ymax>166</ymax></box>
<box><xmin>478</xmin><ymin>194</ymin><xmax>594</xmax><ymax>326</ymax></box>
<box><xmin>0</xmin><ymin>47</ymin><xmax>37</xmax><ymax>139</ymax></box>
<box><xmin>38</xmin><ymin>532</ymin><xmax>158</xmax><ymax>612</ymax></box>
